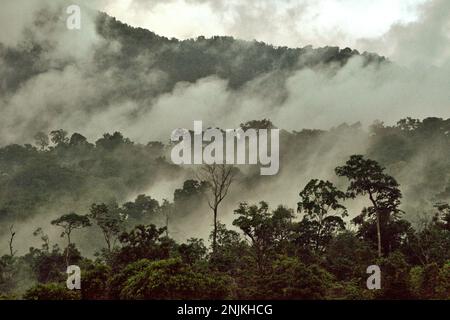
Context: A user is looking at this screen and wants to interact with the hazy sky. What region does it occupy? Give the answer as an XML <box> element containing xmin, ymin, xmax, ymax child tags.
<box><xmin>100</xmin><ymin>0</ymin><xmax>430</xmax><ymax>50</ymax></box>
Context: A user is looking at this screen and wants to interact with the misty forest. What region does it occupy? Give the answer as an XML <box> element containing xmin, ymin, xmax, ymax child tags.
<box><xmin>0</xmin><ymin>2</ymin><xmax>450</xmax><ymax>300</ymax></box>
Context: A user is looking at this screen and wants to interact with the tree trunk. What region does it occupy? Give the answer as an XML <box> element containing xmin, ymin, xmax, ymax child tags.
<box><xmin>376</xmin><ymin>212</ymin><xmax>382</xmax><ymax>258</ymax></box>
<box><xmin>165</xmin><ymin>214</ymin><xmax>169</xmax><ymax>237</ymax></box>
<box><xmin>369</xmin><ymin>191</ymin><xmax>383</xmax><ymax>258</ymax></box>
<box><xmin>104</xmin><ymin>233</ymin><xmax>111</xmax><ymax>253</ymax></box>
<box><xmin>212</xmin><ymin>206</ymin><xmax>218</xmax><ymax>253</ymax></box>
<box><xmin>9</xmin><ymin>240</ymin><xmax>14</xmax><ymax>257</ymax></box>
<box><xmin>9</xmin><ymin>227</ymin><xmax>15</xmax><ymax>257</ymax></box>
<box><xmin>66</xmin><ymin>233</ymin><xmax>71</xmax><ymax>267</ymax></box>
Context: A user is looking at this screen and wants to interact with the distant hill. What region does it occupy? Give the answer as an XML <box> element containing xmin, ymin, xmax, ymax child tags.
<box><xmin>0</xmin><ymin>10</ymin><xmax>387</xmax><ymax>104</ymax></box>
<box><xmin>96</xmin><ymin>13</ymin><xmax>387</xmax><ymax>90</ymax></box>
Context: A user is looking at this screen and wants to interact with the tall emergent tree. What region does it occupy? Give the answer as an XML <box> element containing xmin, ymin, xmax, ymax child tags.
<box><xmin>51</xmin><ymin>213</ymin><xmax>91</xmax><ymax>266</ymax></box>
<box><xmin>335</xmin><ymin>155</ymin><xmax>402</xmax><ymax>257</ymax></box>
<box><xmin>198</xmin><ymin>164</ymin><xmax>235</xmax><ymax>253</ymax></box>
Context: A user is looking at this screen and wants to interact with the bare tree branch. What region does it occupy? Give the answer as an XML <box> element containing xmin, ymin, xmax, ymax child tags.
<box><xmin>196</xmin><ymin>164</ymin><xmax>236</xmax><ymax>252</ymax></box>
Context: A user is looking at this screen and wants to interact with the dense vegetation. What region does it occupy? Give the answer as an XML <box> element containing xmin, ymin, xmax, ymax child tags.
<box><xmin>0</xmin><ymin>117</ymin><xmax>449</xmax><ymax>300</ymax></box>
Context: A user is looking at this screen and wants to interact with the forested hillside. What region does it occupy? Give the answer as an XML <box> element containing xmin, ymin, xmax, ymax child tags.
<box><xmin>0</xmin><ymin>11</ymin><xmax>385</xmax><ymax>94</ymax></box>
<box><xmin>95</xmin><ymin>13</ymin><xmax>385</xmax><ymax>90</ymax></box>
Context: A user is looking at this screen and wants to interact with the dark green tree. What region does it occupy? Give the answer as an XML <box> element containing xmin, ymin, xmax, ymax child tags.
<box><xmin>122</xmin><ymin>194</ymin><xmax>160</xmax><ymax>224</ymax></box>
<box><xmin>51</xmin><ymin>213</ymin><xmax>90</xmax><ymax>266</ymax></box>
<box><xmin>233</xmin><ymin>202</ymin><xmax>294</xmax><ymax>273</ymax></box>
<box><xmin>336</xmin><ymin>155</ymin><xmax>403</xmax><ymax>257</ymax></box>
<box><xmin>209</xmin><ymin>223</ymin><xmax>248</xmax><ymax>274</ymax></box>
<box><xmin>49</xmin><ymin>129</ymin><xmax>69</xmax><ymax>146</ymax></box>
<box><xmin>23</xmin><ymin>283</ymin><xmax>80</xmax><ymax>300</ymax></box>
<box><xmin>178</xmin><ymin>238</ymin><xmax>207</xmax><ymax>265</ymax></box>
<box><xmin>118</xmin><ymin>258</ymin><xmax>231</xmax><ymax>300</ymax></box>
<box><xmin>297</xmin><ymin>179</ymin><xmax>347</xmax><ymax>252</ymax></box>
<box><xmin>89</xmin><ymin>203</ymin><xmax>125</xmax><ymax>253</ymax></box>
<box><xmin>113</xmin><ymin>224</ymin><xmax>172</xmax><ymax>267</ymax></box>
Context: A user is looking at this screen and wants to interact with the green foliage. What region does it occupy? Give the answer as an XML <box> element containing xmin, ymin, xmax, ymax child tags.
<box><xmin>90</xmin><ymin>202</ymin><xmax>126</xmax><ymax>252</ymax></box>
<box><xmin>0</xmin><ymin>255</ymin><xmax>35</xmax><ymax>296</ymax></box>
<box><xmin>409</xmin><ymin>262</ymin><xmax>450</xmax><ymax>299</ymax></box>
<box><xmin>81</xmin><ymin>264</ymin><xmax>111</xmax><ymax>300</ymax></box>
<box><xmin>96</xmin><ymin>132</ymin><xmax>132</xmax><ymax>151</ymax></box>
<box><xmin>378</xmin><ymin>251</ymin><xmax>414</xmax><ymax>299</ymax></box>
<box><xmin>233</xmin><ymin>202</ymin><xmax>294</xmax><ymax>272</ymax></box>
<box><xmin>178</xmin><ymin>238</ymin><xmax>207</xmax><ymax>265</ymax></box>
<box><xmin>297</xmin><ymin>180</ymin><xmax>347</xmax><ymax>252</ymax></box>
<box><xmin>51</xmin><ymin>213</ymin><xmax>91</xmax><ymax>265</ymax></box>
<box><xmin>24</xmin><ymin>246</ymin><xmax>66</xmax><ymax>284</ymax></box>
<box><xmin>403</xmin><ymin>205</ymin><xmax>450</xmax><ymax>266</ymax></box>
<box><xmin>118</xmin><ymin>259</ymin><xmax>232</xmax><ymax>300</ymax></box>
<box><xmin>23</xmin><ymin>283</ymin><xmax>80</xmax><ymax>300</ymax></box>
<box><xmin>122</xmin><ymin>194</ymin><xmax>159</xmax><ymax>224</ymax></box>
<box><xmin>50</xmin><ymin>130</ymin><xmax>69</xmax><ymax>146</ymax></box>
<box><xmin>336</xmin><ymin>155</ymin><xmax>404</xmax><ymax>257</ymax></box>
<box><xmin>325</xmin><ymin>231</ymin><xmax>376</xmax><ymax>281</ymax></box>
<box><xmin>336</xmin><ymin>155</ymin><xmax>403</xmax><ymax>217</ymax></box>
<box><xmin>265</xmin><ymin>256</ymin><xmax>334</xmax><ymax>300</ymax></box>
<box><xmin>51</xmin><ymin>213</ymin><xmax>91</xmax><ymax>239</ymax></box>
<box><xmin>112</xmin><ymin>224</ymin><xmax>173</xmax><ymax>267</ymax></box>
<box><xmin>209</xmin><ymin>223</ymin><xmax>248</xmax><ymax>274</ymax></box>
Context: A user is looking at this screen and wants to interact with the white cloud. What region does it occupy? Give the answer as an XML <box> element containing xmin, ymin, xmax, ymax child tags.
<box><xmin>99</xmin><ymin>0</ymin><xmax>429</xmax><ymax>49</ymax></box>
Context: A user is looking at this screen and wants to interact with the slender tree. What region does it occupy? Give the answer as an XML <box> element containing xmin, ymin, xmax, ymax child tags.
<box><xmin>90</xmin><ymin>203</ymin><xmax>125</xmax><ymax>252</ymax></box>
<box><xmin>335</xmin><ymin>155</ymin><xmax>402</xmax><ymax>257</ymax></box>
<box><xmin>197</xmin><ymin>164</ymin><xmax>235</xmax><ymax>253</ymax></box>
<box><xmin>159</xmin><ymin>199</ymin><xmax>173</xmax><ymax>238</ymax></box>
<box><xmin>8</xmin><ymin>225</ymin><xmax>16</xmax><ymax>257</ymax></box>
<box><xmin>51</xmin><ymin>213</ymin><xmax>91</xmax><ymax>266</ymax></box>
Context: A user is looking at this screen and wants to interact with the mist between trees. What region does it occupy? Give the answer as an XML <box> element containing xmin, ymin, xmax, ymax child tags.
<box><xmin>0</xmin><ymin>117</ymin><xmax>449</xmax><ymax>300</ymax></box>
